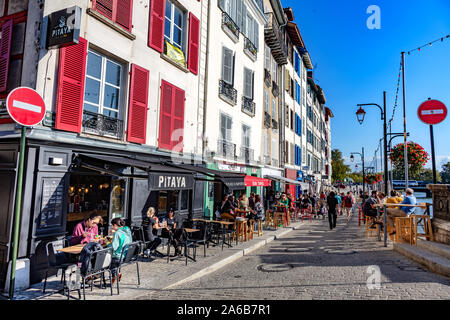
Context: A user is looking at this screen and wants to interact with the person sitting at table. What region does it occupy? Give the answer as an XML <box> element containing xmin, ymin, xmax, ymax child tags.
<box><xmin>220</xmin><ymin>195</ymin><xmax>236</xmax><ymax>220</ymax></box>
<box><xmin>108</xmin><ymin>218</ymin><xmax>132</xmax><ymax>283</ymax></box>
<box><xmin>386</xmin><ymin>188</ymin><xmax>417</xmax><ymax>236</ymax></box>
<box><xmin>253</xmin><ymin>195</ymin><xmax>265</xmax><ymax>221</ymax></box>
<box><xmin>278</xmin><ymin>193</ymin><xmax>289</xmax><ymax>212</ymax></box>
<box><xmin>142</xmin><ymin>207</ymin><xmax>164</xmax><ymax>258</ymax></box>
<box><xmin>248</xmin><ymin>192</ymin><xmax>256</xmax><ymax>211</ymax></box>
<box><xmin>238</xmin><ymin>193</ymin><xmax>249</xmax><ymax>210</ymax></box>
<box><xmin>229</xmin><ymin>195</ymin><xmax>238</xmax><ymax>208</ymax></box>
<box><xmin>386</xmin><ymin>190</ymin><xmax>403</xmax><ymax>208</ymax></box>
<box><xmin>70</xmin><ymin>213</ymin><xmax>103</xmax><ymax>245</ymax></box>
<box><xmin>301</xmin><ymin>194</ymin><xmax>311</xmax><ymax>211</ymax></box>
<box><xmin>163</xmin><ymin>208</ymin><xmax>184</xmax><ymax>256</ymax></box>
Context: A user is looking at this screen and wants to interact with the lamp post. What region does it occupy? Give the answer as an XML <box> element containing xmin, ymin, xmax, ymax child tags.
<box><xmin>387</xmin><ymin>132</ymin><xmax>410</xmax><ymax>192</ymax></box>
<box><xmin>355</xmin><ymin>91</ymin><xmax>388</xmax><ymax>198</ymax></box>
<box><xmin>350</xmin><ymin>147</ymin><xmax>365</xmax><ymax>196</ymax></box>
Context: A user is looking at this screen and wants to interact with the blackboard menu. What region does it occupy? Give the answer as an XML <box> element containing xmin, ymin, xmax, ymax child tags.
<box><xmin>38</xmin><ymin>178</ymin><xmax>65</xmax><ymax>230</ymax></box>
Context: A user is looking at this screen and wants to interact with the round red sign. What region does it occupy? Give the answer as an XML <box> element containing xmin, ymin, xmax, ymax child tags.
<box><xmin>6</xmin><ymin>87</ymin><xmax>46</xmax><ymax>127</ymax></box>
<box><xmin>417</xmin><ymin>99</ymin><xmax>447</xmax><ymax>125</ymax></box>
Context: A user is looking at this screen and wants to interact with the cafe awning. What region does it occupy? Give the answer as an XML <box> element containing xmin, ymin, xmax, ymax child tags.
<box><xmin>264</xmin><ymin>174</ymin><xmax>303</xmax><ymax>186</ymax></box>
<box><xmin>73</xmin><ymin>153</ymin><xmax>195</xmax><ymax>190</ymax></box>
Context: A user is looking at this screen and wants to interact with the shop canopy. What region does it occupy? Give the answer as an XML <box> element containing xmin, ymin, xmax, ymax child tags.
<box><xmin>264</xmin><ymin>174</ymin><xmax>303</xmax><ymax>186</ymax></box>
<box><xmin>164</xmin><ymin>163</ymin><xmax>271</xmax><ymax>189</ymax></box>
<box><xmin>74</xmin><ymin>153</ymin><xmax>195</xmax><ymax>190</ymax></box>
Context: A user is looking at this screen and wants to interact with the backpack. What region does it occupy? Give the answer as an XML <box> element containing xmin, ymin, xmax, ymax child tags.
<box><xmin>345</xmin><ymin>196</ymin><xmax>353</xmax><ymax>206</ymax></box>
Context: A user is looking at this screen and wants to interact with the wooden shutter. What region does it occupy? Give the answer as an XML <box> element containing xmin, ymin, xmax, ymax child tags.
<box><xmin>159</xmin><ymin>80</ymin><xmax>173</xmax><ymax>150</ymax></box>
<box><xmin>187</xmin><ymin>13</ymin><xmax>200</xmax><ymax>75</ymax></box>
<box><xmin>172</xmin><ymin>86</ymin><xmax>185</xmax><ymax>152</ymax></box>
<box><xmin>93</xmin><ymin>0</ymin><xmax>113</xmax><ymax>20</ymax></box>
<box><xmin>127</xmin><ymin>64</ymin><xmax>149</xmax><ymax>144</ymax></box>
<box><xmin>222</xmin><ymin>47</ymin><xmax>233</xmax><ymax>84</ymax></box>
<box><xmin>55</xmin><ymin>37</ymin><xmax>88</xmax><ymax>133</ymax></box>
<box><xmin>236</xmin><ymin>0</ymin><xmax>243</xmax><ymax>31</ymax></box>
<box><xmin>148</xmin><ymin>0</ymin><xmax>165</xmax><ymax>52</ymax></box>
<box><xmin>115</xmin><ymin>0</ymin><xmax>133</xmax><ymax>32</ymax></box>
<box><xmin>253</xmin><ymin>18</ymin><xmax>259</xmax><ymax>49</ymax></box>
<box><xmin>241</xmin><ymin>4</ymin><xmax>247</xmax><ymax>36</ymax></box>
<box><xmin>0</xmin><ymin>19</ymin><xmax>13</xmax><ymax>92</ymax></box>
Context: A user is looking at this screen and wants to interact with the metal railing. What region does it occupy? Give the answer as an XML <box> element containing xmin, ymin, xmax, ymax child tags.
<box><xmin>217</xmin><ymin>139</ymin><xmax>236</xmax><ymax>159</ymax></box>
<box><xmin>244</xmin><ymin>37</ymin><xmax>257</xmax><ymax>59</ymax></box>
<box><xmin>242</xmin><ymin>96</ymin><xmax>255</xmax><ymax>117</ymax></box>
<box><xmin>222</xmin><ymin>11</ymin><xmax>239</xmax><ymax>40</ymax></box>
<box><xmin>264</xmin><ymin>12</ymin><xmax>288</xmax><ymax>65</ymax></box>
<box><xmin>264</xmin><ymin>112</ymin><xmax>271</xmax><ymax>128</ymax></box>
<box><xmin>272</xmin><ymin>118</ymin><xmax>278</xmax><ymax>130</ymax></box>
<box><xmin>219</xmin><ymin>80</ymin><xmax>237</xmax><ymax>105</ymax></box>
<box><xmin>272</xmin><ymin>81</ymin><xmax>279</xmax><ymax>97</ymax></box>
<box><xmin>82</xmin><ymin>111</ymin><xmax>123</xmax><ymax>139</ymax></box>
<box><xmin>264</xmin><ymin>68</ymin><xmax>271</xmax><ymax>87</ymax></box>
<box><xmin>239</xmin><ymin>146</ymin><xmax>254</xmax><ymax>163</ymax></box>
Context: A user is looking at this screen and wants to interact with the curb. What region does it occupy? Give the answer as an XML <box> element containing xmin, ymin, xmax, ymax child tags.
<box><xmin>163</xmin><ymin>222</ymin><xmax>305</xmax><ymax>289</ymax></box>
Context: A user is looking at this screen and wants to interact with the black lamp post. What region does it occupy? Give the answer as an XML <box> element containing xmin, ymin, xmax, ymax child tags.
<box><xmin>355</xmin><ymin>91</ymin><xmax>388</xmax><ymax>198</ymax></box>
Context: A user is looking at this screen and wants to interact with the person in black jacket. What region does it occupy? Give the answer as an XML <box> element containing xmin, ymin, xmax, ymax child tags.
<box><xmin>327</xmin><ymin>191</ymin><xmax>339</xmax><ymax>230</ymax></box>
<box><xmin>142</xmin><ymin>207</ymin><xmax>163</xmax><ymax>257</ymax></box>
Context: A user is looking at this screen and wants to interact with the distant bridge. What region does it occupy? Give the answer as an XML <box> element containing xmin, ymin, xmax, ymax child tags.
<box><xmin>392</xmin><ymin>181</ymin><xmax>432</xmax><ymax>197</ymax></box>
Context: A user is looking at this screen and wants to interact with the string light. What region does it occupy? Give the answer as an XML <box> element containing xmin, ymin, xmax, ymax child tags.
<box><xmin>406</xmin><ymin>34</ymin><xmax>449</xmax><ymax>55</ymax></box>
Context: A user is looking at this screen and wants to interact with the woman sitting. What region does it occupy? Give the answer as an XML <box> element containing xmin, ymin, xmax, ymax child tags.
<box><xmin>142</xmin><ymin>207</ymin><xmax>164</xmax><ymax>257</ymax></box>
<box><xmin>70</xmin><ymin>213</ymin><xmax>103</xmax><ymax>245</ymax></box>
<box><xmin>108</xmin><ymin>218</ymin><xmax>132</xmax><ymax>283</ymax></box>
<box><xmin>162</xmin><ymin>208</ymin><xmax>184</xmax><ymax>256</ymax></box>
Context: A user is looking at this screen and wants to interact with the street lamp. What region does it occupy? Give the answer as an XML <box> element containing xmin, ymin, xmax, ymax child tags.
<box><xmin>356</xmin><ymin>107</ymin><xmax>366</xmax><ymax>124</ymax></box>
<box><xmin>350</xmin><ymin>147</ymin><xmax>365</xmax><ymax>196</ymax></box>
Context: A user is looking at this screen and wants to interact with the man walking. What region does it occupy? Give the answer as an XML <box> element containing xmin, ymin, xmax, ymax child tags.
<box><xmin>327</xmin><ymin>191</ymin><xmax>339</xmax><ymax>230</ymax></box>
<box><xmin>386</xmin><ymin>188</ymin><xmax>417</xmax><ymax>236</ymax></box>
<box><xmin>344</xmin><ymin>191</ymin><xmax>355</xmax><ymax>222</ymax></box>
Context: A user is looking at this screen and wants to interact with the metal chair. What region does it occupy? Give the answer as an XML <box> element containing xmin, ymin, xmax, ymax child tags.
<box><xmin>191</xmin><ymin>220</ymin><xmax>209</xmax><ymax>258</ymax></box>
<box><xmin>80</xmin><ymin>247</ymin><xmax>114</xmax><ymax>300</ymax></box>
<box><xmin>114</xmin><ymin>241</ymin><xmax>141</xmax><ymax>295</ymax></box>
<box><xmin>42</xmin><ymin>239</ymin><xmax>74</xmax><ymax>294</ymax></box>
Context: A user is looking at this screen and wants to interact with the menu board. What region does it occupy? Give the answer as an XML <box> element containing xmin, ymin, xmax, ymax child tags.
<box><xmin>39</xmin><ymin>178</ymin><xmax>65</xmax><ymax>230</ymax></box>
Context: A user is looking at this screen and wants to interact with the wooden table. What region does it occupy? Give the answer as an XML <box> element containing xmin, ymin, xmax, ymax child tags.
<box><xmin>373</xmin><ymin>203</ymin><xmax>431</xmax><ymax>247</ymax></box>
<box><xmin>57</xmin><ymin>244</ymin><xmax>86</xmax><ymax>255</ymax></box>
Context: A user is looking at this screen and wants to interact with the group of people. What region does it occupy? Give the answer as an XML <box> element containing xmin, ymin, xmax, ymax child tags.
<box><xmin>361</xmin><ymin>188</ymin><xmax>417</xmax><ymax>236</ymax></box>
<box><xmin>218</xmin><ymin>192</ymin><xmax>266</xmax><ymax>223</ymax></box>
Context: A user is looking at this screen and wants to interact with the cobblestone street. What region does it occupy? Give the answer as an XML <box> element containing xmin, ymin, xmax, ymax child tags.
<box><xmin>136</xmin><ymin>211</ymin><xmax>450</xmax><ymax>300</ymax></box>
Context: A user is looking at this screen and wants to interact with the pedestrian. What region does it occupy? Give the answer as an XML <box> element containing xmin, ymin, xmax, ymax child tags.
<box><xmin>335</xmin><ymin>192</ymin><xmax>342</xmax><ymax>215</ymax></box>
<box><xmin>327</xmin><ymin>191</ymin><xmax>338</xmax><ymax>230</ymax></box>
<box><xmin>343</xmin><ymin>191</ymin><xmax>355</xmax><ymax>222</ymax></box>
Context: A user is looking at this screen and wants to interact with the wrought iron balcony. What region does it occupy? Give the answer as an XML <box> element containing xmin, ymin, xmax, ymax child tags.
<box><xmin>222</xmin><ymin>11</ymin><xmax>239</xmax><ymax>41</ymax></box>
<box><xmin>239</xmin><ymin>146</ymin><xmax>254</xmax><ymax>164</ymax></box>
<box><xmin>219</xmin><ymin>80</ymin><xmax>237</xmax><ymax>105</ymax></box>
<box><xmin>244</xmin><ymin>37</ymin><xmax>257</xmax><ymax>60</ymax></box>
<box><xmin>272</xmin><ymin>81</ymin><xmax>279</xmax><ymax>97</ymax></box>
<box><xmin>242</xmin><ymin>96</ymin><xmax>255</xmax><ymax>117</ymax></box>
<box><xmin>82</xmin><ymin>111</ymin><xmax>123</xmax><ymax>139</ymax></box>
<box><xmin>264</xmin><ymin>12</ymin><xmax>288</xmax><ymax>65</ymax></box>
<box><xmin>272</xmin><ymin>118</ymin><xmax>278</xmax><ymax>130</ymax></box>
<box><xmin>217</xmin><ymin>139</ymin><xmax>236</xmax><ymax>159</ymax></box>
<box><xmin>264</xmin><ymin>68</ymin><xmax>271</xmax><ymax>87</ymax></box>
<box><xmin>264</xmin><ymin>111</ymin><xmax>271</xmax><ymax>128</ymax></box>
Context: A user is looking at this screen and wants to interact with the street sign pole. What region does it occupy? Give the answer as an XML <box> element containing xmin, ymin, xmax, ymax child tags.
<box><xmin>9</xmin><ymin>125</ymin><xmax>26</xmax><ymax>299</ymax></box>
<box><xmin>430</xmin><ymin>125</ymin><xmax>437</xmax><ymax>184</ymax></box>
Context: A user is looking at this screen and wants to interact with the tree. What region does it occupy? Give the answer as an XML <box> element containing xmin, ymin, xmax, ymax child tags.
<box><xmin>331</xmin><ymin>149</ymin><xmax>350</xmax><ymax>183</ymax></box>
<box><xmin>393</xmin><ymin>167</ymin><xmax>441</xmax><ymax>182</ymax></box>
<box><xmin>441</xmin><ymin>162</ymin><xmax>450</xmax><ymax>184</ymax></box>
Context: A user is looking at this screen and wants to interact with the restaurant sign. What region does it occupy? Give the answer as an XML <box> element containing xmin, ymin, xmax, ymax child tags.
<box><xmin>46</xmin><ymin>6</ymin><xmax>82</xmax><ymax>49</ymax></box>
<box><xmin>148</xmin><ymin>173</ymin><xmax>194</xmax><ymax>190</ymax></box>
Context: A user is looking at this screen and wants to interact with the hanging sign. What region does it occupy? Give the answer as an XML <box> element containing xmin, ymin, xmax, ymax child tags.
<box><xmin>46</xmin><ymin>6</ymin><xmax>82</xmax><ymax>49</ymax></box>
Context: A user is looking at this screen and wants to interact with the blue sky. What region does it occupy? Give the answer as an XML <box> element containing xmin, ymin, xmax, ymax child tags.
<box><xmin>283</xmin><ymin>0</ymin><xmax>450</xmax><ymax>172</ymax></box>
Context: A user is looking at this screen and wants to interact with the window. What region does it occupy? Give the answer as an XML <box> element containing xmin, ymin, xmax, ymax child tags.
<box><xmin>264</xmin><ymin>89</ymin><xmax>269</xmax><ymax>113</ymax></box>
<box><xmin>290</xmin><ymin>109</ymin><xmax>294</xmax><ymax>130</ymax></box>
<box><xmin>220</xmin><ymin>113</ymin><xmax>232</xmax><ymax>141</ymax></box>
<box><xmin>243</xmin><ymin>67</ymin><xmax>254</xmax><ymax>99</ymax></box>
<box><xmin>92</xmin><ymin>0</ymin><xmax>133</xmax><ymax>32</ymax></box>
<box><xmin>272</xmin><ymin>138</ymin><xmax>277</xmax><ymax>159</ymax></box>
<box><xmin>84</xmin><ymin>50</ymin><xmax>123</xmax><ymax>119</ymax></box>
<box><xmin>164</xmin><ymin>0</ymin><xmax>185</xmax><ymax>52</ymax></box>
<box><xmin>242</xmin><ymin>124</ymin><xmax>250</xmax><ymax>148</ymax></box>
<box><xmin>272</xmin><ymin>98</ymin><xmax>276</xmax><ymax>118</ymax></box>
<box><xmin>264</xmin><ymin>133</ymin><xmax>269</xmax><ymax>156</ymax></box>
<box><xmin>272</xmin><ymin>58</ymin><xmax>277</xmax><ymax>83</ymax></box>
<box><xmin>302</xmin><ymin>117</ymin><xmax>306</xmax><ymax>135</ymax></box>
<box><xmin>222</xmin><ymin>47</ymin><xmax>234</xmax><ymax>85</ymax></box>
<box><xmin>264</xmin><ymin>44</ymin><xmax>271</xmax><ymax>69</ymax></box>
<box><xmin>285</xmin><ymin>107</ymin><xmax>289</xmax><ymax>127</ymax></box>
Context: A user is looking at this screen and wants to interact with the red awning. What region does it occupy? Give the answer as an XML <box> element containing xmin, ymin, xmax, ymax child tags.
<box><xmin>244</xmin><ymin>176</ymin><xmax>272</xmax><ymax>187</ymax></box>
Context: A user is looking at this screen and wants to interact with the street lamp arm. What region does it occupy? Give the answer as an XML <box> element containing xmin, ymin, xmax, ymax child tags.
<box><xmin>357</xmin><ymin>103</ymin><xmax>384</xmax><ymax>120</ymax></box>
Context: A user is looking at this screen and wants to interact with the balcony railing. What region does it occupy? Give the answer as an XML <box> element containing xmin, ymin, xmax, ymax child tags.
<box><xmin>264</xmin><ymin>68</ymin><xmax>271</xmax><ymax>87</ymax></box>
<box><xmin>239</xmin><ymin>146</ymin><xmax>254</xmax><ymax>164</ymax></box>
<box><xmin>272</xmin><ymin>118</ymin><xmax>278</xmax><ymax>130</ymax></box>
<box><xmin>82</xmin><ymin>111</ymin><xmax>123</xmax><ymax>139</ymax></box>
<box><xmin>272</xmin><ymin>81</ymin><xmax>279</xmax><ymax>97</ymax></box>
<box><xmin>244</xmin><ymin>37</ymin><xmax>257</xmax><ymax>60</ymax></box>
<box><xmin>264</xmin><ymin>111</ymin><xmax>271</xmax><ymax>128</ymax></box>
<box><xmin>222</xmin><ymin>11</ymin><xmax>239</xmax><ymax>41</ymax></box>
<box><xmin>217</xmin><ymin>139</ymin><xmax>236</xmax><ymax>159</ymax></box>
<box><xmin>219</xmin><ymin>80</ymin><xmax>237</xmax><ymax>105</ymax></box>
<box><xmin>242</xmin><ymin>96</ymin><xmax>255</xmax><ymax>117</ymax></box>
<box><xmin>264</xmin><ymin>12</ymin><xmax>288</xmax><ymax>65</ymax></box>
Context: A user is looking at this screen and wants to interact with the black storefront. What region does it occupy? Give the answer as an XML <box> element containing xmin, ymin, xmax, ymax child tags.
<box><xmin>0</xmin><ymin>139</ymin><xmax>205</xmax><ymax>290</ymax></box>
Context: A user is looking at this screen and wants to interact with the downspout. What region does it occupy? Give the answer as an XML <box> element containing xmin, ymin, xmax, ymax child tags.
<box><xmin>202</xmin><ymin>0</ymin><xmax>211</xmax><ymax>162</ymax></box>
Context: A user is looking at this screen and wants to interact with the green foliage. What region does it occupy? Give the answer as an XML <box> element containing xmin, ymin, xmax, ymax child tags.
<box><xmin>441</xmin><ymin>162</ymin><xmax>450</xmax><ymax>184</ymax></box>
<box><xmin>331</xmin><ymin>149</ymin><xmax>350</xmax><ymax>183</ymax></box>
<box><xmin>393</xmin><ymin>166</ymin><xmax>441</xmax><ymax>182</ymax></box>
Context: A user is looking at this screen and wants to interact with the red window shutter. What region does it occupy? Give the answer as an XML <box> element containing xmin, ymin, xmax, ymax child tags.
<box><xmin>127</xmin><ymin>64</ymin><xmax>149</xmax><ymax>144</ymax></box>
<box><xmin>158</xmin><ymin>80</ymin><xmax>173</xmax><ymax>150</ymax></box>
<box><xmin>172</xmin><ymin>87</ymin><xmax>185</xmax><ymax>152</ymax></box>
<box><xmin>0</xmin><ymin>19</ymin><xmax>13</xmax><ymax>92</ymax></box>
<box><xmin>115</xmin><ymin>0</ymin><xmax>133</xmax><ymax>32</ymax></box>
<box><xmin>55</xmin><ymin>37</ymin><xmax>88</xmax><ymax>133</ymax></box>
<box><xmin>148</xmin><ymin>0</ymin><xmax>165</xmax><ymax>52</ymax></box>
<box><xmin>93</xmin><ymin>0</ymin><xmax>114</xmax><ymax>20</ymax></box>
<box><xmin>187</xmin><ymin>13</ymin><xmax>200</xmax><ymax>75</ymax></box>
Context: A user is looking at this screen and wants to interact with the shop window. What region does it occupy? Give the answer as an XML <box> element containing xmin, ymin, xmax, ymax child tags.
<box><xmin>157</xmin><ymin>190</ymin><xmax>189</xmax><ymax>213</ymax></box>
<box><xmin>111</xmin><ymin>178</ymin><xmax>125</xmax><ymax>218</ymax></box>
<box><xmin>83</xmin><ymin>50</ymin><xmax>124</xmax><ymax>139</ymax></box>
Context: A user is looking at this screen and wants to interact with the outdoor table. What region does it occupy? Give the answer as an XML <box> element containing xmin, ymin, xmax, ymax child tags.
<box><xmin>234</xmin><ymin>209</ymin><xmax>250</xmax><ymax>218</ymax></box>
<box><xmin>57</xmin><ymin>238</ymin><xmax>110</xmax><ymax>255</ymax></box>
<box><xmin>373</xmin><ymin>203</ymin><xmax>431</xmax><ymax>247</ymax></box>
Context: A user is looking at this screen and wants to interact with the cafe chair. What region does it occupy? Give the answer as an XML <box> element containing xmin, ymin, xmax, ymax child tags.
<box><xmin>114</xmin><ymin>241</ymin><xmax>141</xmax><ymax>295</ymax></box>
<box><xmin>43</xmin><ymin>239</ymin><xmax>74</xmax><ymax>294</ymax></box>
<box><xmin>219</xmin><ymin>218</ymin><xmax>237</xmax><ymax>250</ymax></box>
<box><xmin>80</xmin><ymin>247</ymin><xmax>114</xmax><ymax>300</ymax></box>
<box><xmin>191</xmin><ymin>220</ymin><xmax>209</xmax><ymax>258</ymax></box>
<box><xmin>182</xmin><ymin>228</ymin><xmax>198</xmax><ymax>266</ymax></box>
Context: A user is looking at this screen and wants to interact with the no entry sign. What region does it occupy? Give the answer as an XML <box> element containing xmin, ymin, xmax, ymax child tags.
<box><xmin>6</xmin><ymin>87</ymin><xmax>46</xmax><ymax>127</ymax></box>
<box><xmin>417</xmin><ymin>99</ymin><xmax>447</xmax><ymax>125</ymax></box>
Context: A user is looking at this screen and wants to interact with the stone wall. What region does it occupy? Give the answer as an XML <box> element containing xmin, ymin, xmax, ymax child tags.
<box><xmin>427</xmin><ymin>184</ymin><xmax>450</xmax><ymax>245</ymax></box>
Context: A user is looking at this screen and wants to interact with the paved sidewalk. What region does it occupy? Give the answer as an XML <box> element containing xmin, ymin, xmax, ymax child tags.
<box><xmin>10</xmin><ymin>219</ymin><xmax>307</xmax><ymax>300</ymax></box>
